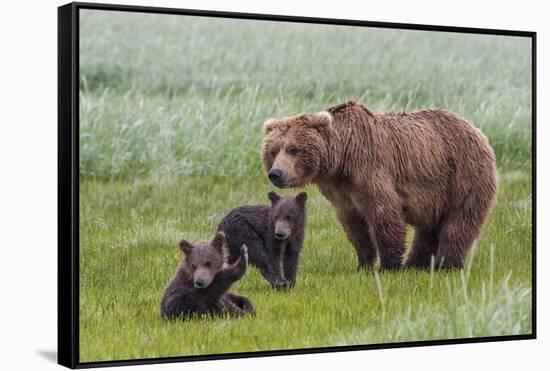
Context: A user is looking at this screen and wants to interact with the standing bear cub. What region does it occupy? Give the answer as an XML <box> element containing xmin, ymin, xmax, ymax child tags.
<box><xmin>160</xmin><ymin>231</ymin><xmax>255</xmax><ymax>319</ymax></box>
<box><xmin>217</xmin><ymin>192</ymin><xmax>307</xmax><ymax>288</ymax></box>
<box><xmin>262</xmin><ymin>101</ymin><xmax>497</xmax><ymax>270</ymax></box>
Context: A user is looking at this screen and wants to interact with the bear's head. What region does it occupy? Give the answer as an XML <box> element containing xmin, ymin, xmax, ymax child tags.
<box><xmin>262</xmin><ymin>111</ymin><xmax>333</xmax><ymax>188</ymax></box>
<box><xmin>268</xmin><ymin>191</ymin><xmax>308</xmax><ymax>241</ymax></box>
<box><xmin>179</xmin><ymin>231</ymin><xmax>228</xmax><ymax>289</ymax></box>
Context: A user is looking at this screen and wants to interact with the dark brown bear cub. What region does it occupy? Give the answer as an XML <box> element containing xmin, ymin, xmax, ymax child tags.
<box><xmin>217</xmin><ymin>192</ymin><xmax>307</xmax><ymax>288</ymax></box>
<box><xmin>160</xmin><ymin>231</ymin><xmax>255</xmax><ymax>319</ymax></box>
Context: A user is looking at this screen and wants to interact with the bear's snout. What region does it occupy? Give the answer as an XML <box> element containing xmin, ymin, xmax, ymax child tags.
<box><xmin>193</xmin><ymin>272</ymin><xmax>214</xmax><ymax>288</ymax></box>
<box><xmin>193</xmin><ymin>278</ymin><xmax>206</xmax><ymax>288</ymax></box>
<box><xmin>274</xmin><ymin>223</ymin><xmax>291</xmax><ymax>240</ymax></box>
<box><xmin>274</xmin><ymin>231</ymin><xmax>289</xmax><ymax>240</ymax></box>
<box><xmin>268</xmin><ymin>168</ymin><xmax>284</xmax><ymax>187</ymax></box>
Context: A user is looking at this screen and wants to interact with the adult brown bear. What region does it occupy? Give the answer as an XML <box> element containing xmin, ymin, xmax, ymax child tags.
<box><xmin>261</xmin><ymin>101</ymin><xmax>497</xmax><ymax>270</ymax></box>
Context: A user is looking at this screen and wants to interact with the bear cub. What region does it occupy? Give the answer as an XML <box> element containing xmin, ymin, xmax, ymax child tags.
<box><xmin>160</xmin><ymin>231</ymin><xmax>255</xmax><ymax>319</ymax></box>
<box><xmin>217</xmin><ymin>192</ymin><xmax>307</xmax><ymax>288</ymax></box>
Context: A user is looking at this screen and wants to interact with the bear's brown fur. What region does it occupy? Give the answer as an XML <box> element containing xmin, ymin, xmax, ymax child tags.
<box><xmin>262</xmin><ymin>101</ymin><xmax>498</xmax><ymax>270</ymax></box>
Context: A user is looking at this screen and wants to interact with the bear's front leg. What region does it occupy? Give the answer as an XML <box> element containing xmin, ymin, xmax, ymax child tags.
<box><xmin>335</xmin><ymin>207</ymin><xmax>377</xmax><ymax>269</ymax></box>
<box><xmin>374</xmin><ymin>216</ymin><xmax>406</xmax><ymax>270</ymax></box>
<box><xmin>220</xmin><ymin>244</ymin><xmax>248</xmax><ymax>283</ymax></box>
<box><xmin>405</xmin><ymin>227</ymin><xmax>439</xmax><ymax>269</ymax></box>
<box><xmin>248</xmin><ymin>241</ymin><xmax>288</xmax><ymax>288</ymax></box>
<box><xmin>207</xmin><ymin>245</ymin><xmax>249</xmax><ymax>300</ymax></box>
<box><xmin>283</xmin><ymin>245</ymin><xmax>301</xmax><ymax>286</ymax></box>
<box><xmin>359</xmin><ymin>191</ymin><xmax>406</xmax><ymax>270</ymax></box>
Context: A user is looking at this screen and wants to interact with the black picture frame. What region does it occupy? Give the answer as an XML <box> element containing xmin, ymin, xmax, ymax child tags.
<box><xmin>58</xmin><ymin>2</ymin><xmax>537</xmax><ymax>368</ymax></box>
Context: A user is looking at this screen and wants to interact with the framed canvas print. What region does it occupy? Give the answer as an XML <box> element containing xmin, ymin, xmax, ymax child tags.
<box><xmin>58</xmin><ymin>2</ymin><xmax>536</xmax><ymax>368</ymax></box>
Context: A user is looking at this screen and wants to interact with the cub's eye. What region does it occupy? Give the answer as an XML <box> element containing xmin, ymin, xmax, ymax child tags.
<box><xmin>270</xmin><ymin>149</ymin><xmax>278</xmax><ymax>158</ymax></box>
<box><xmin>287</xmin><ymin>147</ymin><xmax>299</xmax><ymax>156</ymax></box>
<box><xmin>285</xmin><ymin>215</ymin><xmax>292</xmax><ymax>221</ymax></box>
<box><xmin>204</xmin><ymin>261</ymin><xmax>211</xmax><ymax>268</ymax></box>
<box><xmin>191</xmin><ymin>264</ymin><xmax>197</xmax><ymax>270</ymax></box>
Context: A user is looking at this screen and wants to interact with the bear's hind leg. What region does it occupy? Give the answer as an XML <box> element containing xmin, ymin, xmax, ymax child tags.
<box><xmin>405</xmin><ymin>228</ymin><xmax>439</xmax><ymax>269</ymax></box>
<box><xmin>225</xmin><ymin>293</ymin><xmax>256</xmax><ymax>315</ymax></box>
<box><xmin>435</xmin><ymin>193</ymin><xmax>492</xmax><ymax>269</ymax></box>
<box><xmin>221</xmin><ymin>293</ymin><xmax>255</xmax><ymax>316</ymax></box>
<box><xmin>220</xmin><ymin>295</ymin><xmax>245</xmax><ymax>317</ymax></box>
<box><xmin>337</xmin><ymin>208</ymin><xmax>377</xmax><ymax>269</ymax></box>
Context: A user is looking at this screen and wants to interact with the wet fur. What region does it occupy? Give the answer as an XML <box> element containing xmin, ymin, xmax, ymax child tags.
<box><xmin>262</xmin><ymin>101</ymin><xmax>498</xmax><ymax>270</ymax></box>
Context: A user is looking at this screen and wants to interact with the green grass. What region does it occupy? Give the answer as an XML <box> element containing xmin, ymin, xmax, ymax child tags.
<box><xmin>78</xmin><ymin>10</ymin><xmax>533</xmax><ymax>362</ymax></box>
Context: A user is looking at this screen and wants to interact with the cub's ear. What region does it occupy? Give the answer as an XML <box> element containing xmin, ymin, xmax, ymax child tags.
<box><xmin>263</xmin><ymin>118</ymin><xmax>278</xmax><ymax>135</ymax></box>
<box><xmin>268</xmin><ymin>191</ymin><xmax>281</xmax><ymax>205</ymax></box>
<box><xmin>179</xmin><ymin>238</ymin><xmax>194</xmax><ymax>255</ymax></box>
<box><xmin>295</xmin><ymin>192</ymin><xmax>308</xmax><ymax>207</ymax></box>
<box><xmin>211</xmin><ymin>231</ymin><xmax>226</xmax><ymax>252</ymax></box>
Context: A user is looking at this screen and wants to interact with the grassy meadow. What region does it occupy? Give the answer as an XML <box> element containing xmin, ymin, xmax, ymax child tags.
<box><xmin>79</xmin><ymin>10</ymin><xmax>533</xmax><ymax>362</ymax></box>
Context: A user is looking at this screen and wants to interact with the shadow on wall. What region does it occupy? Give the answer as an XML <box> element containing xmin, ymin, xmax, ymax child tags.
<box><xmin>36</xmin><ymin>350</ymin><xmax>57</xmax><ymax>363</ymax></box>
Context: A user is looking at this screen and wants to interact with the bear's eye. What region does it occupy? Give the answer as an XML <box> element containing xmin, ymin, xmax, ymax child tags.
<box><xmin>204</xmin><ymin>261</ymin><xmax>211</xmax><ymax>268</ymax></box>
<box><xmin>287</xmin><ymin>147</ymin><xmax>299</xmax><ymax>156</ymax></box>
<box><xmin>285</xmin><ymin>214</ymin><xmax>292</xmax><ymax>221</ymax></box>
<box><xmin>191</xmin><ymin>263</ymin><xmax>197</xmax><ymax>270</ymax></box>
<box><xmin>270</xmin><ymin>149</ymin><xmax>278</xmax><ymax>158</ymax></box>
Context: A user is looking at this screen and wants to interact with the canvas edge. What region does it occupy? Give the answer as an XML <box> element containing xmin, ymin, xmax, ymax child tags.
<box><xmin>58</xmin><ymin>3</ymin><xmax>79</xmax><ymax>369</ymax></box>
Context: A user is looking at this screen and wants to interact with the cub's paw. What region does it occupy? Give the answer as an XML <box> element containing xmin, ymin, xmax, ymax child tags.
<box><xmin>240</xmin><ymin>244</ymin><xmax>249</xmax><ymax>265</ymax></box>
<box><xmin>271</xmin><ymin>278</ymin><xmax>291</xmax><ymax>290</ymax></box>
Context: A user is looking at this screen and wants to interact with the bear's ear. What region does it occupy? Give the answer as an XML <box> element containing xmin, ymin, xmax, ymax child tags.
<box><xmin>268</xmin><ymin>191</ymin><xmax>281</xmax><ymax>205</ymax></box>
<box><xmin>211</xmin><ymin>231</ymin><xmax>226</xmax><ymax>253</ymax></box>
<box><xmin>295</xmin><ymin>192</ymin><xmax>308</xmax><ymax>207</ymax></box>
<box><xmin>179</xmin><ymin>238</ymin><xmax>194</xmax><ymax>255</ymax></box>
<box><xmin>309</xmin><ymin>111</ymin><xmax>333</xmax><ymax>131</ymax></box>
<box><xmin>264</xmin><ymin>118</ymin><xmax>278</xmax><ymax>135</ymax></box>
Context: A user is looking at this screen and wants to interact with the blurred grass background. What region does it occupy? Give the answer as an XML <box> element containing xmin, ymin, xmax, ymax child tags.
<box><xmin>79</xmin><ymin>12</ymin><xmax>531</xmax><ymax>179</ymax></box>
<box><xmin>78</xmin><ymin>10</ymin><xmax>533</xmax><ymax>362</ymax></box>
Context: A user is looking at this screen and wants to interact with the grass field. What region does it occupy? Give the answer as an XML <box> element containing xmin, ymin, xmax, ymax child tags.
<box><xmin>78</xmin><ymin>10</ymin><xmax>533</xmax><ymax>362</ymax></box>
